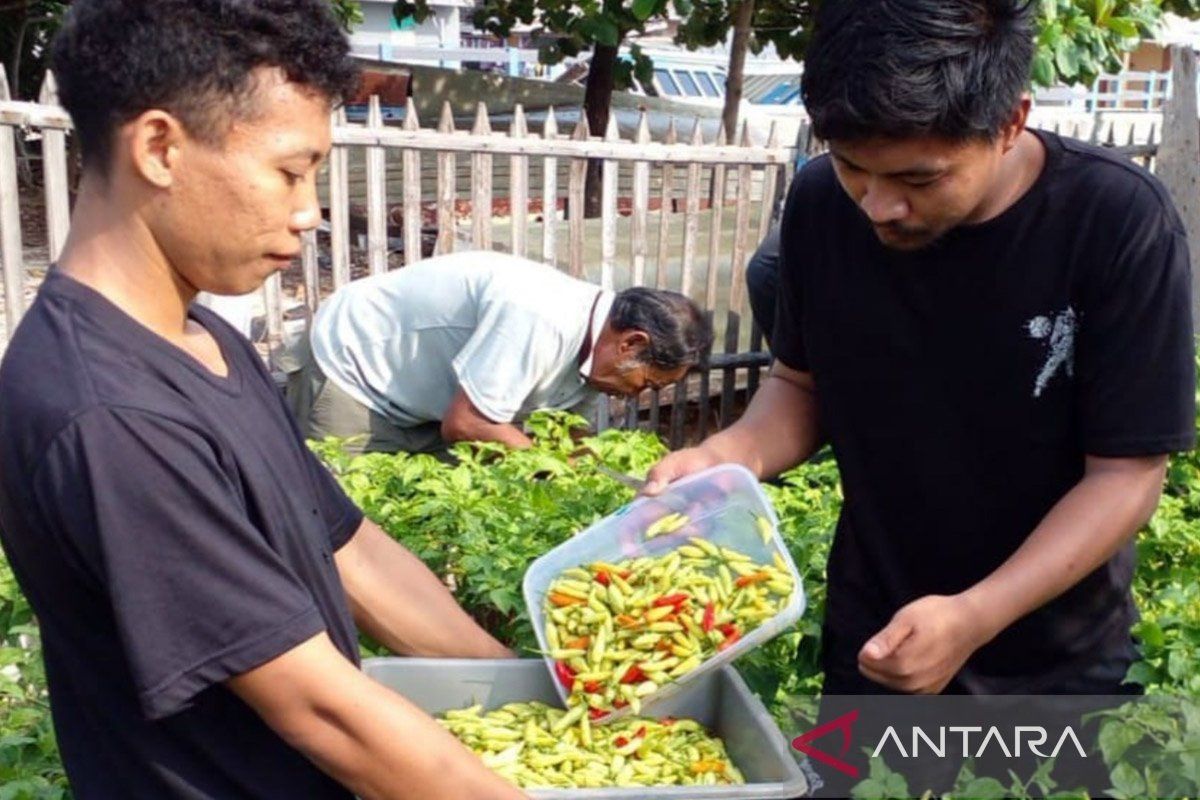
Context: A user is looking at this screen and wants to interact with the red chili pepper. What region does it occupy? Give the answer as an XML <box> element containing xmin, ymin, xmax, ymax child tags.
<box><xmin>589</xmin><ymin>707</ymin><xmax>606</xmax><ymax>721</ymax></box>
<box><xmin>635</xmin><ymin>725</ymin><xmax>647</xmax><ymax>738</ymax></box>
<box><xmin>702</xmin><ymin>602</ymin><xmax>716</xmax><ymax>633</ymax></box>
<box><xmin>594</xmin><ymin>570</ymin><xmax>612</xmax><ymax>587</ymax></box>
<box><xmin>734</xmin><ymin>571</ymin><xmax>771</xmax><ymax>589</ymax></box>
<box><xmin>554</xmin><ymin>661</ymin><xmax>576</xmax><ymax>688</ymax></box>
<box><xmin>620</xmin><ymin>664</ymin><xmax>646</xmax><ymax>685</ymax></box>
<box><xmin>583</xmin><ymin>680</ymin><xmax>602</xmax><ymax>693</ymax></box>
<box><xmin>653</xmin><ymin>593</ymin><xmax>690</xmax><ymax>608</ymax></box>
<box><xmin>717</xmin><ymin>623</ymin><xmax>739</xmax><ymax>638</ymax></box>
<box><xmin>614</xmin><ymin>698</ymin><xmax>629</xmax><ymax>709</ymax></box>
<box><xmin>614</xmin><ymin>736</ymin><xmax>630</xmax><ymax>748</ymax></box>
<box><xmin>619</xmin><ymin>570</ymin><xmax>633</xmax><ymax>580</ymax></box>
<box><xmin>717</xmin><ymin>631</ymin><xmax>742</xmax><ymax>652</ymax></box>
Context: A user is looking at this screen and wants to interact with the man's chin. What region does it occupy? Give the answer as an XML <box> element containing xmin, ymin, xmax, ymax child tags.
<box><xmin>874</xmin><ymin>226</ymin><xmax>939</xmax><ymax>251</ymax></box>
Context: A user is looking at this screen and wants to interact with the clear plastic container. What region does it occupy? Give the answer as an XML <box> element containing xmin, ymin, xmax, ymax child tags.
<box><xmin>364</xmin><ymin>657</ymin><xmax>809</xmax><ymax>798</ymax></box>
<box><xmin>522</xmin><ymin>463</ymin><xmax>806</xmax><ymax>722</ymax></box>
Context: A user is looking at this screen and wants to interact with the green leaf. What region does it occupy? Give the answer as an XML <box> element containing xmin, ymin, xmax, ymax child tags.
<box><xmin>1106</xmin><ymin>17</ymin><xmax>1139</xmax><ymax>38</ymax></box>
<box><xmin>1099</xmin><ymin>721</ymin><xmax>1143</xmax><ymax>764</ymax></box>
<box><xmin>631</xmin><ymin>0</ymin><xmax>659</xmax><ymax>21</ymax></box>
<box><xmin>962</xmin><ymin>776</ymin><xmax>1010</xmax><ymax>798</ymax></box>
<box><xmin>1054</xmin><ymin>37</ymin><xmax>1081</xmax><ymax>79</ymax></box>
<box><xmin>578</xmin><ymin>15</ymin><xmax>621</xmax><ymax>47</ymax></box>
<box><xmin>1031</xmin><ymin>52</ymin><xmax>1055</xmax><ymax>87</ymax></box>
<box><xmin>1109</xmin><ymin>762</ymin><xmax>1147</xmax><ymax>798</ymax></box>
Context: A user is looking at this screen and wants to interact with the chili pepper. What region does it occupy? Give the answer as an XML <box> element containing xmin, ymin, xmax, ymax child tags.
<box><xmin>554</xmin><ymin>661</ymin><xmax>576</xmax><ymax>688</ymax></box>
<box><xmin>717</xmin><ymin>631</ymin><xmax>742</xmax><ymax>651</ymax></box>
<box><xmin>549</xmin><ymin>591</ymin><xmax>586</xmax><ymax>607</ymax></box>
<box><xmin>619</xmin><ymin>664</ymin><xmax>646</xmax><ymax>685</ymax></box>
<box><xmin>653</xmin><ymin>593</ymin><xmax>690</xmax><ymax>608</ymax></box>
<box><xmin>734</xmin><ymin>571</ymin><xmax>771</xmax><ymax>588</ymax></box>
<box><xmin>564</xmin><ymin>636</ymin><xmax>590</xmax><ymax>650</ymax></box>
<box><xmin>583</xmin><ymin>680</ymin><xmax>602</xmax><ymax>693</ymax></box>
<box><xmin>613</xmin><ymin>736</ymin><xmax>629</xmax><ymax>748</ymax></box>
<box><xmin>613</xmin><ymin>698</ymin><xmax>629</xmax><ymax>709</ymax></box>
<box><xmin>615</xmin><ymin>613</ymin><xmax>641</xmax><ymax>629</ymax></box>
<box><xmin>588</xmin><ymin>707</ymin><xmax>606</xmax><ymax>721</ymax></box>
<box><xmin>717</xmin><ymin>623</ymin><xmax>739</xmax><ymax>638</ymax></box>
<box><xmin>594</xmin><ymin>570</ymin><xmax>611</xmax><ymax>587</ymax></box>
<box><xmin>702</xmin><ymin>601</ymin><xmax>716</xmax><ymax>632</ymax></box>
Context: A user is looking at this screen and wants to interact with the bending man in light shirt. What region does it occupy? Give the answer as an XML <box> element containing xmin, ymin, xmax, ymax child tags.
<box><xmin>297</xmin><ymin>251</ymin><xmax>714</xmax><ymax>453</ymax></box>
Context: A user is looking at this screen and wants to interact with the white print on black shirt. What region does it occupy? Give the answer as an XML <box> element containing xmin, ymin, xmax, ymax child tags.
<box><xmin>1026</xmin><ymin>307</ymin><xmax>1078</xmax><ymax>398</ymax></box>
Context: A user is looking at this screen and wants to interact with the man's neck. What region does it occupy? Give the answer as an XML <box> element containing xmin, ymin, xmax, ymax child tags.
<box><xmin>967</xmin><ymin>129</ymin><xmax>1046</xmax><ymax>226</ymax></box>
<box><xmin>55</xmin><ymin>175</ymin><xmax>196</xmax><ymax>341</ymax></box>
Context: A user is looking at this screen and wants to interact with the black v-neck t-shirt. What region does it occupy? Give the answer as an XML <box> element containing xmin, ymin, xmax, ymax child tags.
<box><xmin>0</xmin><ymin>270</ymin><xmax>362</xmax><ymax>798</ymax></box>
<box><xmin>773</xmin><ymin>131</ymin><xmax>1195</xmax><ymax>692</ymax></box>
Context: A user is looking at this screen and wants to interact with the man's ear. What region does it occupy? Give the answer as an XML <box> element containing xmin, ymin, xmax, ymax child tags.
<box><xmin>121</xmin><ymin>109</ymin><xmax>189</xmax><ymax>189</ymax></box>
<box><xmin>618</xmin><ymin>329</ymin><xmax>651</xmax><ymax>357</ymax></box>
<box><xmin>1000</xmin><ymin>95</ymin><xmax>1032</xmax><ymax>154</ymax></box>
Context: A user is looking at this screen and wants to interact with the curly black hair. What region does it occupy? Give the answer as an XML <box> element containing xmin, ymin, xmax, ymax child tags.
<box><xmin>50</xmin><ymin>0</ymin><xmax>360</xmax><ymax>173</ymax></box>
<box><xmin>801</xmin><ymin>0</ymin><xmax>1036</xmax><ymax>142</ymax></box>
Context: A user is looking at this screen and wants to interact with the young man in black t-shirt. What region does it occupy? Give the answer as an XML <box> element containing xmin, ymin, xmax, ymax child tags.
<box><xmin>646</xmin><ymin>0</ymin><xmax>1194</xmax><ymax>700</ymax></box>
<box><xmin>0</xmin><ymin>3</ymin><xmax>526</xmax><ymax>799</ymax></box>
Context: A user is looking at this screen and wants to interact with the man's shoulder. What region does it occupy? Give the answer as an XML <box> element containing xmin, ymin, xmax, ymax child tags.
<box><xmin>0</xmin><ymin>291</ymin><xmax>223</xmax><ymax>473</ymax></box>
<box><xmin>1046</xmin><ymin>132</ymin><xmax>1183</xmax><ymax>233</ymax></box>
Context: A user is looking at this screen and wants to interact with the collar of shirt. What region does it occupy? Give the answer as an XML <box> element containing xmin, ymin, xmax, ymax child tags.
<box><xmin>579</xmin><ymin>290</ymin><xmax>616</xmax><ymax>379</ymax></box>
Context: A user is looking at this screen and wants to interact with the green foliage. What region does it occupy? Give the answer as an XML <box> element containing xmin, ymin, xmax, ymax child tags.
<box><xmin>394</xmin><ymin>0</ymin><xmax>1195</xmax><ymax>94</ymax></box>
<box><xmin>312</xmin><ymin>410</ymin><xmax>665</xmax><ymax>650</ymax></box>
<box><xmin>328</xmin><ymin>0</ymin><xmax>364</xmax><ymax>32</ymax></box>
<box><xmin>678</xmin><ymin>0</ymin><xmax>1178</xmax><ymax>89</ymax></box>
<box><xmin>0</xmin><ymin>559</ymin><xmax>67</xmax><ymax>799</ymax></box>
<box><xmin>1031</xmin><ymin>0</ymin><xmax>1162</xmax><ymax>87</ymax></box>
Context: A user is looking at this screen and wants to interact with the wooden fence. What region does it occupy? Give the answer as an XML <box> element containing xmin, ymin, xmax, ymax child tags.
<box><xmin>2</xmin><ymin>48</ymin><xmax>1198</xmax><ymax>448</ymax></box>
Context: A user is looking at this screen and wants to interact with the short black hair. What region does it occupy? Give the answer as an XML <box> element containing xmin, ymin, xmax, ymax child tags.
<box><xmin>51</xmin><ymin>0</ymin><xmax>360</xmax><ymax>173</ymax></box>
<box><xmin>608</xmin><ymin>289</ymin><xmax>714</xmax><ymax>372</ymax></box>
<box><xmin>801</xmin><ymin>0</ymin><xmax>1036</xmax><ymax>142</ymax></box>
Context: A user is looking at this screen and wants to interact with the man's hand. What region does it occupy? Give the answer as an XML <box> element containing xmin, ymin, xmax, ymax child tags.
<box><xmin>642</xmin><ymin>445</ymin><xmax>724</xmax><ymax>496</ymax></box>
<box><xmin>857</xmin><ymin>594</ymin><xmax>994</xmax><ymax>694</ymax></box>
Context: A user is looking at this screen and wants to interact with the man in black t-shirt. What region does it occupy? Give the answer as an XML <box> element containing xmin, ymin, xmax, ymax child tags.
<box><xmin>646</xmin><ymin>0</ymin><xmax>1194</xmax><ymax>700</ymax></box>
<box><xmin>0</xmin><ymin>3</ymin><xmax>526</xmax><ymax>799</ymax></box>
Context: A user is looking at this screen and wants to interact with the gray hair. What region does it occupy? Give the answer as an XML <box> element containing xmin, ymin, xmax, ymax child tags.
<box><xmin>607</xmin><ymin>288</ymin><xmax>714</xmax><ymax>371</ymax></box>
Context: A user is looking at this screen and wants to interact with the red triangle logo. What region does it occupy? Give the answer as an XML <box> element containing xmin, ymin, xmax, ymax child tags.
<box><xmin>791</xmin><ymin>709</ymin><xmax>861</xmax><ymax>779</ymax></box>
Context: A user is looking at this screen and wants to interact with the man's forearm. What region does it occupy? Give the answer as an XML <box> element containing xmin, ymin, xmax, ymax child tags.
<box><xmin>701</xmin><ymin>368</ymin><xmax>823</xmax><ymax>478</ymax></box>
<box><xmin>960</xmin><ymin>455</ymin><xmax>1167</xmax><ymax>644</ymax></box>
<box><xmin>230</xmin><ymin>635</ymin><xmax>524</xmax><ymax>800</ymax></box>
<box><xmin>336</xmin><ymin>521</ymin><xmax>512</xmax><ymax>658</ymax></box>
<box><xmin>444</xmin><ymin>419</ymin><xmax>533</xmax><ymax>450</ymax></box>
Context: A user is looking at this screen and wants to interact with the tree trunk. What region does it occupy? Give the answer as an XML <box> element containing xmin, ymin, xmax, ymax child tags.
<box><xmin>722</xmin><ymin>0</ymin><xmax>755</xmax><ymax>142</ymax></box>
<box><xmin>582</xmin><ymin>42</ymin><xmax>619</xmax><ymax>218</ymax></box>
<box><xmin>8</xmin><ymin>7</ymin><xmax>29</xmax><ymax>101</ymax></box>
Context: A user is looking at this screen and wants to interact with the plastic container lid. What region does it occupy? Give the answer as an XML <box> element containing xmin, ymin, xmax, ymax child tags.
<box><xmin>523</xmin><ymin>463</ymin><xmax>807</xmax><ymax>722</ymax></box>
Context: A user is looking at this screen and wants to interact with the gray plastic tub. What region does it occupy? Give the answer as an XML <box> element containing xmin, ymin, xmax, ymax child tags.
<box><xmin>363</xmin><ymin>657</ymin><xmax>808</xmax><ymax>799</ymax></box>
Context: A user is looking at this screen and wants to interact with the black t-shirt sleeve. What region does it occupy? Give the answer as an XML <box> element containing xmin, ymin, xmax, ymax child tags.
<box><xmin>772</xmin><ymin>168</ymin><xmax>813</xmax><ymax>372</ymax></box>
<box><xmin>1076</xmin><ymin>189</ymin><xmax>1196</xmax><ymax>456</ymax></box>
<box><xmin>33</xmin><ymin>407</ymin><xmax>328</xmax><ymax>721</ymax></box>
<box><xmin>303</xmin><ymin>446</ymin><xmax>363</xmax><ymax>551</ymax></box>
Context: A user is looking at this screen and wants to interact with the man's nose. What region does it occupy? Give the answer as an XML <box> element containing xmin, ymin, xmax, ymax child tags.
<box><xmin>859</xmin><ymin>179</ymin><xmax>909</xmax><ymax>225</ymax></box>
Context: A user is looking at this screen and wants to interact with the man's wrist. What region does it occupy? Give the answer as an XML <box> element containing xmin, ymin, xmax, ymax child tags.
<box><xmin>957</xmin><ymin>584</ymin><xmax>1013</xmax><ymax>647</ymax></box>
